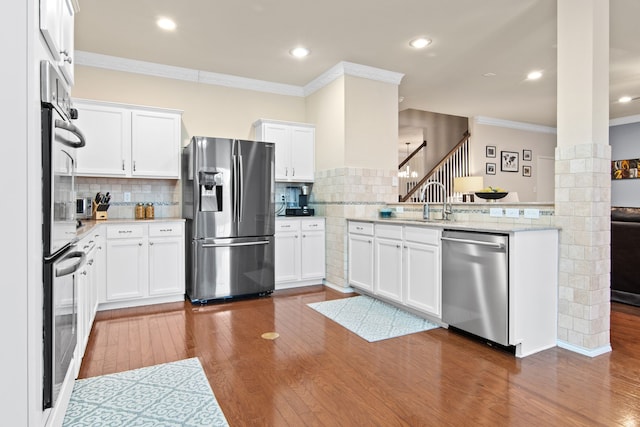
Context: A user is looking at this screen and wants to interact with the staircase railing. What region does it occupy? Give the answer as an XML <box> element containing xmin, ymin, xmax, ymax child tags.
<box><xmin>398</xmin><ymin>141</ymin><xmax>427</xmax><ymax>200</ymax></box>
<box><xmin>399</xmin><ymin>131</ymin><xmax>471</xmax><ymax>203</ymax></box>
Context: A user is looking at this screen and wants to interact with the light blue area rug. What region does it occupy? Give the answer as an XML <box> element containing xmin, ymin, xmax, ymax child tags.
<box><xmin>307</xmin><ymin>295</ymin><xmax>439</xmax><ymax>342</ymax></box>
<box><xmin>62</xmin><ymin>357</ymin><xmax>229</xmax><ymax>427</ymax></box>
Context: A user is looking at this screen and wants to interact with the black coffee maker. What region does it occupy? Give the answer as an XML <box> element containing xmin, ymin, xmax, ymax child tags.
<box><xmin>285</xmin><ymin>185</ymin><xmax>314</xmax><ymax>216</ymax></box>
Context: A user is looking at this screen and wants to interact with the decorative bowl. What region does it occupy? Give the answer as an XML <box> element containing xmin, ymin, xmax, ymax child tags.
<box><xmin>475</xmin><ymin>191</ymin><xmax>508</xmax><ymax>201</ymax></box>
<box><xmin>379</xmin><ymin>208</ymin><xmax>393</xmax><ymax>218</ymax></box>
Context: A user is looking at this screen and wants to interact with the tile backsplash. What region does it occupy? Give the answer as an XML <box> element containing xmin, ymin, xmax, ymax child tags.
<box><xmin>77</xmin><ymin>177</ymin><xmax>181</xmax><ymax>219</ymax></box>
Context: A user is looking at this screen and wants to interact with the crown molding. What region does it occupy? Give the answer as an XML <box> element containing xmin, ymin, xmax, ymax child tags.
<box><xmin>474</xmin><ymin>116</ymin><xmax>557</xmax><ymax>134</ymax></box>
<box><xmin>609</xmin><ymin>114</ymin><xmax>640</xmax><ymax>127</ymax></box>
<box><xmin>75</xmin><ymin>51</ymin><xmax>304</xmax><ymax>97</ymax></box>
<box><xmin>75</xmin><ymin>52</ymin><xmax>403</xmax><ymax>98</ymax></box>
<box><xmin>303</xmin><ymin>61</ymin><xmax>404</xmax><ymax>96</ymax></box>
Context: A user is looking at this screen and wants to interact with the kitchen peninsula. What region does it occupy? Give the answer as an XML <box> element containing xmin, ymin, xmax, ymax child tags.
<box><xmin>347</xmin><ymin>202</ymin><xmax>558</xmax><ymax>358</ymax></box>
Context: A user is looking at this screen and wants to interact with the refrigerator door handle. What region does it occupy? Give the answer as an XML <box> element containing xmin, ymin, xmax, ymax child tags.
<box><xmin>232</xmin><ymin>153</ymin><xmax>238</xmax><ymax>221</ymax></box>
<box><xmin>202</xmin><ymin>240</ymin><xmax>269</xmax><ymax>248</ymax></box>
<box><xmin>238</xmin><ymin>154</ymin><xmax>244</xmax><ymax>221</ymax></box>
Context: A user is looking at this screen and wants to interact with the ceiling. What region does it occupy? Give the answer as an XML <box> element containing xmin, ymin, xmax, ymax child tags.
<box><xmin>75</xmin><ymin>0</ymin><xmax>640</xmax><ymax>129</ymax></box>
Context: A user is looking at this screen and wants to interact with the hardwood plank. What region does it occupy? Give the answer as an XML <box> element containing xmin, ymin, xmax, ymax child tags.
<box><xmin>78</xmin><ymin>288</ymin><xmax>640</xmax><ymax>426</ymax></box>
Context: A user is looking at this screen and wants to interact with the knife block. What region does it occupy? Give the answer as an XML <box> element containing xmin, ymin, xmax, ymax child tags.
<box><xmin>92</xmin><ymin>200</ymin><xmax>109</xmax><ymax>220</ymax></box>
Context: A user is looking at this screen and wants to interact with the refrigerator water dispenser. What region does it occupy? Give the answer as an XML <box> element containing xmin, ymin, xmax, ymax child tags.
<box><xmin>199</xmin><ymin>170</ymin><xmax>223</xmax><ymax>212</ymax></box>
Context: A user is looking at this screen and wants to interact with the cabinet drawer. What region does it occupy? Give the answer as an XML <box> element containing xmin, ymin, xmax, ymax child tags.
<box><xmin>276</xmin><ymin>219</ymin><xmax>300</xmax><ymax>232</ymax></box>
<box><xmin>301</xmin><ymin>219</ymin><xmax>324</xmax><ymax>231</ymax></box>
<box><xmin>149</xmin><ymin>222</ymin><xmax>183</xmax><ymax>237</ymax></box>
<box><xmin>107</xmin><ymin>224</ymin><xmax>146</xmax><ymax>239</ymax></box>
<box><xmin>375</xmin><ymin>223</ymin><xmax>403</xmax><ymax>240</ymax></box>
<box><xmin>348</xmin><ymin>221</ymin><xmax>374</xmax><ymax>236</ymax></box>
<box><xmin>404</xmin><ymin>226</ymin><xmax>440</xmax><ymax>245</ymax></box>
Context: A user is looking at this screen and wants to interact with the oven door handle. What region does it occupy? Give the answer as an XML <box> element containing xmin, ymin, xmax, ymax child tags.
<box><xmin>55</xmin><ymin>251</ymin><xmax>86</xmax><ymax>277</ymax></box>
<box><xmin>55</xmin><ymin>119</ymin><xmax>86</xmax><ymax>148</ymax></box>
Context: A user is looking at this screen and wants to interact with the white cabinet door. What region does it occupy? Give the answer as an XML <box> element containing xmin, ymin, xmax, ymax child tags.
<box><xmin>131</xmin><ymin>110</ymin><xmax>181</xmax><ymax>178</ymax></box>
<box><xmin>254</xmin><ymin>120</ymin><xmax>315</xmax><ymax>182</ymax></box>
<box><xmin>74</xmin><ymin>102</ymin><xmax>131</xmax><ymax>177</ymax></box>
<box><xmin>375</xmin><ymin>237</ymin><xmax>403</xmax><ymax>303</ymax></box>
<box><xmin>348</xmin><ymin>233</ymin><xmax>374</xmax><ymax>291</ymax></box>
<box><xmin>148</xmin><ymin>236</ymin><xmax>184</xmax><ymax>296</ymax></box>
<box><xmin>300</xmin><ymin>231</ymin><xmax>325</xmax><ymax>280</ymax></box>
<box><xmin>261</xmin><ymin>123</ymin><xmax>292</xmax><ymax>180</ymax></box>
<box><xmin>290</xmin><ymin>127</ymin><xmax>315</xmax><ymax>182</ymax></box>
<box><xmin>275</xmin><ymin>231</ymin><xmax>300</xmax><ymax>283</ymax></box>
<box><xmin>74</xmin><ymin>100</ymin><xmax>182</xmax><ymax>178</ymax></box>
<box><xmin>106</xmin><ymin>238</ymin><xmax>148</xmax><ymax>301</ymax></box>
<box><xmin>58</xmin><ymin>0</ymin><xmax>74</xmax><ymax>85</ymax></box>
<box><xmin>404</xmin><ymin>241</ymin><xmax>441</xmax><ymax>317</ymax></box>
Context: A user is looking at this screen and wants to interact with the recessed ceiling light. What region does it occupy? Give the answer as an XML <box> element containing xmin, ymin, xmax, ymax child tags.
<box><xmin>483</xmin><ymin>72</ymin><xmax>497</xmax><ymax>77</ymax></box>
<box><xmin>410</xmin><ymin>38</ymin><xmax>432</xmax><ymax>49</ymax></box>
<box><xmin>527</xmin><ymin>70</ymin><xmax>543</xmax><ymax>80</ymax></box>
<box><xmin>157</xmin><ymin>17</ymin><xmax>176</xmax><ymax>31</ymax></box>
<box><xmin>289</xmin><ymin>47</ymin><xmax>310</xmax><ymax>58</ymax></box>
<box><xmin>619</xmin><ymin>96</ymin><xmax>633</xmax><ymax>103</ymax></box>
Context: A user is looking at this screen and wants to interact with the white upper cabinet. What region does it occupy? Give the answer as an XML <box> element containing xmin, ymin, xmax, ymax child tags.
<box><xmin>40</xmin><ymin>0</ymin><xmax>76</xmax><ymax>85</ymax></box>
<box><xmin>73</xmin><ymin>100</ymin><xmax>182</xmax><ymax>179</ymax></box>
<box><xmin>254</xmin><ymin>119</ymin><xmax>315</xmax><ymax>182</ymax></box>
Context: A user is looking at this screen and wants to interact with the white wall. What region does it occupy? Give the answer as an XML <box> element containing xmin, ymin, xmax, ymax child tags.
<box><xmin>2</xmin><ymin>0</ymin><xmax>30</xmax><ymax>424</ymax></box>
<box><xmin>345</xmin><ymin>75</ymin><xmax>398</xmax><ymax>170</ymax></box>
<box><xmin>610</xmin><ymin>120</ymin><xmax>640</xmax><ymax>207</ymax></box>
<box><xmin>469</xmin><ymin>118</ymin><xmax>557</xmax><ymax>202</ymax></box>
<box><xmin>306</xmin><ymin>77</ymin><xmax>346</xmax><ymax>171</ymax></box>
<box><xmin>73</xmin><ymin>66</ymin><xmax>307</xmax><ymax>144</ymax></box>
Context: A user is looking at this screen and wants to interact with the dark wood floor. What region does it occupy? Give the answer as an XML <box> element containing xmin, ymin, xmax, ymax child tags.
<box><xmin>80</xmin><ymin>286</ymin><xmax>640</xmax><ymax>426</ymax></box>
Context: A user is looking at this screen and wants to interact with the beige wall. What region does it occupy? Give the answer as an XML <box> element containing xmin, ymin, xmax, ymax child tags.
<box><xmin>469</xmin><ymin>119</ymin><xmax>556</xmax><ymax>202</ymax></box>
<box><xmin>345</xmin><ymin>75</ymin><xmax>398</xmax><ymax>170</ymax></box>
<box><xmin>73</xmin><ymin>66</ymin><xmax>306</xmax><ymax>144</ymax></box>
<box><xmin>306</xmin><ymin>77</ymin><xmax>346</xmax><ymax>170</ymax></box>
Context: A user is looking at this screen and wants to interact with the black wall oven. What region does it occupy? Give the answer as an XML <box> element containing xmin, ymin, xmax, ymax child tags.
<box><xmin>41</xmin><ymin>60</ymin><xmax>86</xmax><ymax>410</ymax></box>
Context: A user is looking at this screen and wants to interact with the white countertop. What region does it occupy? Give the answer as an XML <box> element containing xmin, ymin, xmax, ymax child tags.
<box><xmin>76</xmin><ymin>217</ymin><xmax>185</xmax><ymax>240</ymax></box>
<box><xmin>348</xmin><ymin>217</ymin><xmax>559</xmax><ymax>233</ymax></box>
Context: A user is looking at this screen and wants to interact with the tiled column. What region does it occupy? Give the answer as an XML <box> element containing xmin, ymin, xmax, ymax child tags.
<box><xmin>312</xmin><ymin>168</ymin><xmax>396</xmax><ymax>289</ymax></box>
<box><xmin>555</xmin><ymin>0</ymin><xmax>611</xmax><ymax>355</ymax></box>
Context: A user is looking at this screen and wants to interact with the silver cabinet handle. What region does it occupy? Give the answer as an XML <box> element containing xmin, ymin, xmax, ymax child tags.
<box><xmin>118</xmin><ymin>230</ymin><xmax>133</xmax><ymax>234</ymax></box>
<box><xmin>159</xmin><ymin>228</ymin><xmax>173</xmax><ymax>232</ymax></box>
<box><xmin>138</xmin><ymin>242</ymin><xmax>143</xmax><ymax>246</ymax></box>
<box><xmin>122</xmin><ymin>160</ymin><xmax>125</xmax><ymax>170</ymax></box>
<box><xmin>133</xmin><ymin>161</ymin><xmax>136</xmax><ymax>171</ymax></box>
<box><xmin>149</xmin><ymin>242</ymin><xmax>154</xmax><ymax>246</ymax></box>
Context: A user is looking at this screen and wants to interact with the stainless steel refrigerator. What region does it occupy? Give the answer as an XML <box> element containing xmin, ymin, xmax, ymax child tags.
<box><xmin>183</xmin><ymin>136</ymin><xmax>275</xmax><ymax>303</ymax></box>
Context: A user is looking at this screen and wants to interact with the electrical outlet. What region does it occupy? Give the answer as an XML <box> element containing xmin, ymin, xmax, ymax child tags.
<box><xmin>123</xmin><ymin>192</ymin><xmax>131</xmax><ymax>202</ymax></box>
<box><xmin>280</xmin><ymin>194</ymin><xmax>286</xmax><ymax>202</ymax></box>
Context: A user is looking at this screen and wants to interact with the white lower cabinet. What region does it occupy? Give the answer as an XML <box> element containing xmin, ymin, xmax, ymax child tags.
<box><xmin>347</xmin><ymin>222</ymin><xmax>375</xmax><ymax>292</ymax></box>
<box><xmin>275</xmin><ymin>218</ymin><xmax>325</xmax><ymax>289</ymax></box>
<box><xmin>349</xmin><ymin>221</ymin><xmax>442</xmax><ymax>319</ymax></box>
<box><xmin>403</xmin><ymin>227</ymin><xmax>441</xmax><ymax>318</ymax></box>
<box><xmin>103</xmin><ymin>221</ymin><xmax>185</xmax><ymax>309</ymax></box>
<box><xmin>374</xmin><ymin>224</ymin><xmax>403</xmax><ymax>303</ymax></box>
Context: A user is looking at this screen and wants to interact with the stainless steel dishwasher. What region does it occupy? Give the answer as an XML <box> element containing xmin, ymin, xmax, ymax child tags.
<box><xmin>441</xmin><ymin>229</ymin><xmax>509</xmax><ymax>347</ymax></box>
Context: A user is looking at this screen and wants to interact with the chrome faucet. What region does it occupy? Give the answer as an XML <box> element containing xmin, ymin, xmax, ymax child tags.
<box><xmin>421</xmin><ymin>181</ymin><xmax>452</xmax><ymax>221</ymax></box>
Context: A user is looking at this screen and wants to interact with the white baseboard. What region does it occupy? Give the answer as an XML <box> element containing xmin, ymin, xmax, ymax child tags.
<box><xmin>323</xmin><ymin>280</ymin><xmax>355</xmax><ymax>294</ymax></box>
<box><xmin>557</xmin><ymin>340</ymin><xmax>612</xmax><ymax>357</ymax></box>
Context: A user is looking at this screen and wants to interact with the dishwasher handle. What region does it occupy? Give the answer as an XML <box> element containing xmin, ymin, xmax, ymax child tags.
<box><xmin>441</xmin><ymin>236</ymin><xmax>505</xmax><ymax>250</ymax></box>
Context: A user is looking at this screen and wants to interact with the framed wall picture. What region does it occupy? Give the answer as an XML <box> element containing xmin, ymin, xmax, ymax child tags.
<box><xmin>486</xmin><ymin>162</ymin><xmax>496</xmax><ymax>175</ymax></box>
<box><xmin>523</xmin><ymin>165</ymin><xmax>532</xmax><ymax>177</ymax></box>
<box><xmin>523</xmin><ymin>149</ymin><xmax>532</xmax><ymax>161</ymax></box>
<box><xmin>501</xmin><ymin>151</ymin><xmax>519</xmax><ymax>172</ymax></box>
<box><xmin>486</xmin><ymin>146</ymin><xmax>496</xmax><ymax>158</ymax></box>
